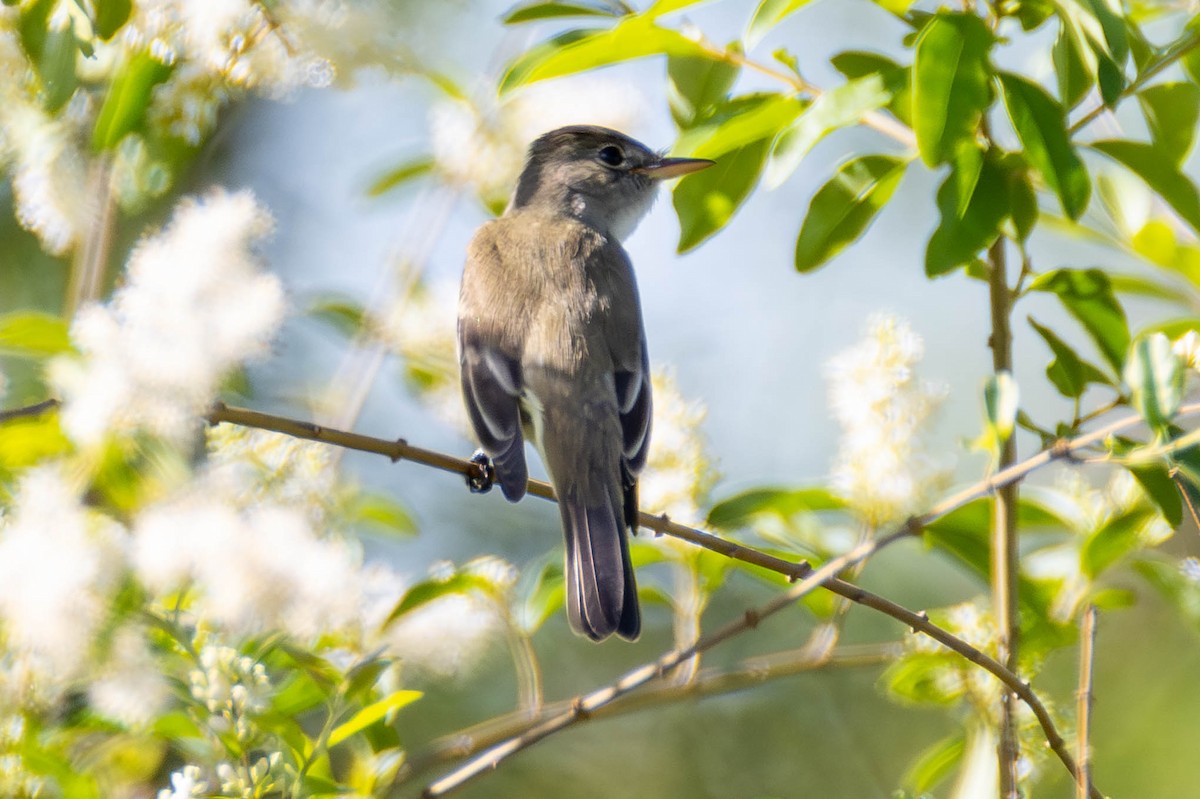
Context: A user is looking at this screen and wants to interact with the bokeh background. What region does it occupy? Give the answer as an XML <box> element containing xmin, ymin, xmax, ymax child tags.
<box><xmin>4</xmin><ymin>0</ymin><xmax>1200</xmax><ymax>796</ymax></box>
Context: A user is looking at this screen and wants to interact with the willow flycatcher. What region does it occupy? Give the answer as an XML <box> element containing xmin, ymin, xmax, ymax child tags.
<box><xmin>458</xmin><ymin>125</ymin><xmax>712</xmax><ymax>641</ymax></box>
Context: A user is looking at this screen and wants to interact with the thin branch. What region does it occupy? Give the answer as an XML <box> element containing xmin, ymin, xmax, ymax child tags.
<box><xmin>398</xmin><ymin>641</ymin><xmax>896</xmax><ymax>783</ymax></box>
<box><xmin>0</xmin><ymin>398</ymin><xmax>61</xmax><ymax>424</ymax></box>
<box><xmin>987</xmin><ymin>234</ymin><xmax>1022</xmax><ymax>797</ymax></box>
<box><xmin>420</xmin><ymin>536</ymin><xmax>1104</xmax><ymax>799</ymax></box>
<box><xmin>1076</xmin><ymin>605</ymin><xmax>1097</xmax><ymax>799</ymax></box>
<box><xmin>419</xmin><ymin>528</ymin><xmax>907</xmax><ymax>798</ymax></box>
<box><xmin>691</xmin><ymin>36</ymin><xmax>918</xmax><ymax>148</ymax></box>
<box><xmin>1068</xmin><ymin>28</ymin><xmax>1200</xmax><ymax>136</ymax></box>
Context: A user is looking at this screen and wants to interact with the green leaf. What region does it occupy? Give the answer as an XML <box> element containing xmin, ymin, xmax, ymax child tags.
<box><xmin>367</xmin><ymin>157</ymin><xmax>434</xmax><ymax>197</ymax></box>
<box><xmin>1077</xmin><ymin>0</ymin><xmax>1128</xmax><ymax>63</ymax></box>
<box><xmin>94</xmin><ymin>0</ymin><xmax>132</xmax><ymax>40</ymax></box>
<box><xmin>999</xmin><ymin>72</ymin><xmax>1090</xmax><ymax>219</ymax></box>
<box><xmin>793</xmin><ymin>154</ymin><xmax>908</xmax><ymax>272</ymax></box>
<box><xmin>1090</xmin><ymin>139</ymin><xmax>1200</xmax><ymax>235</ymax></box>
<box><xmin>1082</xmin><ymin>508</ymin><xmax>1151</xmax><ymax>578</ymax></box>
<box><xmin>384</xmin><ymin>573</ymin><xmax>497</xmax><ymax>625</ymax></box>
<box><xmin>745</xmin><ymin>0</ymin><xmax>813</xmax><ymax>49</ymax></box>
<box><xmin>1028</xmin><ymin>316</ymin><xmax>1112</xmax><ymax>399</ymax></box>
<box><xmin>883</xmin><ymin>653</ymin><xmax>963</xmax><ymax>705</ymax></box>
<box><xmin>1052</xmin><ymin>15</ymin><xmax>1094</xmax><ymax>108</ymax></box>
<box><xmin>16</xmin><ymin>0</ymin><xmax>53</xmax><ymax>62</ymax></box>
<box><xmin>764</xmin><ymin>74</ymin><xmax>893</xmax><ymax>188</ymax></box>
<box><xmin>925</xmin><ymin>150</ymin><xmax>1008</xmax><ymax>277</ymax></box>
<box><xmin>499</xmin><ymin>15</ymin><xmax>707</xmax><ymax>93</ymax></box>
<box><xmin>343</xmin><ymin>491</ymin><xmax>416</xmax><ymax>537</ymax></box>
<box><xmin>328</xmin><ymin>690</ymin><xmax>421</xmax><ymax>748</ymax></box>
<box><xmin>667</xmin><ymin>55</ymin><xmax>739</xmax><ymax>129</ymax></box>
<box><xmin>829</xmin><ymin>49</ymin><xmax>913</xmax><ymax>127</ymax></box>
<box><xmin>673</xmin><ymin>137</ymin><xmax>769</xmax><ymax>252</ymax></box>
<box><xmin>1137</xmin><ymin>82</ymin><xmax>1200</xmax><ymax>165</ymax></box>
<box><xmin>37</xmin><ymin>18</ymin><xmax>79</xmax><ymax>112</ymax></box>
<box><xmin>519</xmin><ymin>558</ymin><xmax>565</xmax><ymax>633</ymax></box>
<box><xmin>684</xmin><ymin>93</ymin><xmax>806</xmax><ymax>160</ymax></box>
<box><xmin>0</xmin><ymin>414</ymin><xmax>71</xmax><ymax>471</ymax></box>
<box><xmin>503</xmin><ymin>0</ymin><xmax>627</xmax><ymax>24</ymax></box>
<box><xmin>903</xmin><ymin>733</ymin><xmax>965</xmax><ymax>794</ymax></box>
<box><xmin>983</xmin><ymin>371</ymin><xmax>1019</xmax><ymax>447</ymax></box>
<box><xmin>911</xmin><ymin>12</ymin><xmax>994</xmax><ymax>166</ymax></box>
<box><xmin>1005</xmin><ymin>156</ymin><xmax>1039</xmax><ymax>241</ymax></box>
<box><xmin>1028</xmin><ymin>268</ymin><xmax>1130</xmax><ymax>373</ymax></box>
<box><xmin>1124</xmin><ymin>332</ymin><xmax>1185</xmax><ymax>432</ymax></box>
<box><xmin>707</xmin><ymin>486</ymin><xmax>846</xmax><ymax>529</ymax></box>
<box><xmin>92</xmin><ymin>50</ymin><xmax>174</xmax><ymax>151</ymax></box>
<box><xmin>1126</xmin><ymin>462</ymin><xmax>1182</xmax><ymax>528</ymax></box>
<box><xmin>0</xmin><ymin>311</ymin><xmax>71</xmax><ymax>357</ymax></box>
<box><xmin>307</xmin><ymin>295</ymin><xmax>368</xmax><ymax>338</ymax></box>
<box><xmin>924</xmin><ymin>497</ymin><xmax>1067</xmax><ymax>587</ymax></box>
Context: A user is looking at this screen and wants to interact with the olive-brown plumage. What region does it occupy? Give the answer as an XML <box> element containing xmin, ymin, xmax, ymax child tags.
<box><xmin>457</xmin><ymin>126</ymin><xmax>711</xmax><ymax>641</ymax></box>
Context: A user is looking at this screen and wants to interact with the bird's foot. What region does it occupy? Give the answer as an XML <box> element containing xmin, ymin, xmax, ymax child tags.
<box><xmin>466</xmin><ymin>450</ymin><xmax>495</xmax><ymax>494</ymax></box>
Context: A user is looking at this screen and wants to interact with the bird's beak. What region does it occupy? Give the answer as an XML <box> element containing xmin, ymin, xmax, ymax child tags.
<box><xmin>634</xmin><ymin>157</ymin><xmax>715</xmax><ymax>179</ymax></box>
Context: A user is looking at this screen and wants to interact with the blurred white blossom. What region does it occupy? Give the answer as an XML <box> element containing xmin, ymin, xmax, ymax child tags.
<box><xmin>640</xmin><ymin>369</ymin><xmax>717</xmax><ymax>526</ymax></box>
<box><xmin>217</xmin><ymin>753</ymin><xmax>283</xmax><ymax>798</ymax></box>
<box><xmin>50</xmin><ymin>189</ymin><xmax>283</xmax><ymax>446</ymax></box>
<box><xmin>88</xmin><ymin>627</ymin><xmax>171</xmax><ymax>727</ymax></box>
<box><xmin>0</xmin><ymin>465</ymin><xmax>125</xmax><ymax>699</ymax></box>
<box><xmin>430</xmin><ymin>77</ymin><xmax>648</xmax><ymax>209</ymax></box>
<box><xmin>0</xmin><ymin>27</ymin><xmax>89</xmax><ymax>255</ymax></box>
<box><xmin>382</xmin><ymin>558</ymin><xmax>514</xmax><ymax>681</ymax></box>
<box><xmin>1173</xmin><ymin>329</ymin><xmax>1200</xmax><ymax>371</ymax></box>
<box><xmin>189</xmin><ymin>643</ymin><xmax>271</xmax><ymax>743</ymax></box>
<box><xmin>827</xmin><ymin>314</ymin><xmax>949</xmax><ymax>527</ymax></box>
<box><xmin>206</xmin><ymin>424</ymin><xmax>338</xmax><ymax>520</ymax></box>
<box><xmin>378</xmin><ymin>280</ymin><xmax>467</xmax><ymax>432</ymax></box>
<box><xmin>157</xmin><ymin>765</ymin><xmax>209</xmax><ymax>799</ymax></box>
<box><xmin>133</xmin><ymin>480</ymin><xmax>362</xmax><ymax>640</ymax></box>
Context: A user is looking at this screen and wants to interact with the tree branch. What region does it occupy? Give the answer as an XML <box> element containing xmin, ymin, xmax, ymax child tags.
<box><xmin>419</xmin><ymin>528</ymin><xmax>908</xmax><ymax>798</ymax></box>
<box><xmin>987</xmin><ymin>235</ymin><xmax>1022</xmax><ymax>797</ymax></box>
<box><xmin>1076</xmin><ymin>605</ymin><xmax>1097</xmax><ymax>799</ymax></box>
<box><xmin>399</xmin><ymin>641</ymin><xmax>897</xmax><ymax>784</ymax></box>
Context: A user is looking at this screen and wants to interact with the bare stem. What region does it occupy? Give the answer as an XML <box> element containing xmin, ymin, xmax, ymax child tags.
<box><xmin>1076</xmin><ymin>605</ymin><xmax>1097</xmax><ymax>799</ymax></box>
<box><xmin>987</xmin><ymin>235</ymin><xmax>1022</xmax><ymax>797</ymax></box>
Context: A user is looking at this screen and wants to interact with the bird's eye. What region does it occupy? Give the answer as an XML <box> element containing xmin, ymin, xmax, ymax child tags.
<box><xmin>597</xmin><ymin>145</ymin><xmax>625</xmax><ymax>166</ymax></box>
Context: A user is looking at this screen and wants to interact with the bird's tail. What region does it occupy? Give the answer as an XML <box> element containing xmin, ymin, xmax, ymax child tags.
<box><xmin>558</xmin><ymin>489</ymin><xmax>640</xmax><ymax>641</ymax></box>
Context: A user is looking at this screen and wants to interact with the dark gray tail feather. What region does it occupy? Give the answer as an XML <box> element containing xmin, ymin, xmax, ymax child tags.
<box><xmin>561</xmin><ymin>494</ymin><xmax>640</xmax><ymax>641</ymax></box>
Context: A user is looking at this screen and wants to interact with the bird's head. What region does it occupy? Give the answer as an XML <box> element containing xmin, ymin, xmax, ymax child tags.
<box><xmin>510</xmin><ymin>125</ymin><xmax>713</xmax><ymax>240</ymax></box>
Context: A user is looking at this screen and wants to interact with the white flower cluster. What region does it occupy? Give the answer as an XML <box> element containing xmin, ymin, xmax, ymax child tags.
<box><xmin>217</xmin><ymin>753</ymin><xmax>283</xmax><ymax>799</ymax></box>
<box><xmin>430</xmin><ymin>77</ymin><xmax>648</xmax><ymax>210</ymax></box>
<box><xmin>188</xmin><ymin>643</ymin><xmax>271</xmax><ymax>743</ymax></box>
<box><xmin>157</xmin><ymin>765</ymin><xmax>208</xmax><ymax>799</ymax></box>
<box><xmin>88</xmin><ymin>627</ymin><xmax>172</xmax><ymax>727</ymax></box>
<box><xmin>827</xmin><ymin>314</ymin><xmax>949</xmax><ymax>528</ymax></box>
<box><xmin>50</xmin><ymin>188</ymin><xmax>284</xmax><ymax>446</ymax></box>
<box><xmin>0</xmin><ymin>24</ymin><xmax>89</xmax><ymax>255</ymax></box>
<box><xmin>0</xmin><ymin>466</ymin><xmax>124</xmax><ymax>702</ymax></box>
<box><xmin>133</xmin><ymin>480</ymin><xmax>363</xmax><ymax>640</ymax></box>
<box><xmin>639</xmin><ymin>369</ymin><xmax>717</xmax><ymax>527</ymax></box>
<box><xmin>206</xmin><ymin>424</ymin><xmax>338</xmax><ymax>521</ymax></box>
<box><xmin>382</xmin><ymin>558</ymin><xmax>514</xmax><ymax>681</ymax></box>
<box><xmin>379</xmin><ymin>280</ymin><xmax>468</xmax><ymax>432</ymax></box>
<box><xmin>905</xmin><ymin>600</ymin><xmax>1000</xmax><ymax>706</ymax></box>
<box><xmin>0</xmin><ymin>0</ymin><xmax>360</xmax><ymax>251</ymax></box>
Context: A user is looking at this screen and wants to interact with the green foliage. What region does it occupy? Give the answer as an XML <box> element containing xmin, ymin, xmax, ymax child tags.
<box><xmin>998</xmin><ymin>72</ymin><xmax>1090</xmax><ymax>219</ymax></box>
<box><xmin>911</xmin><ymin>13</ymin><xmax>994</xmax><ymax>167</ymax></box>
<box><xmin>793</xmin><ymin>155</ymin><xmax>908</xmax><ymax>272</ymax></box>
<box><xmin>92</xmin><ymin>50</ymin><xmax>175</xmax><ymax>151</ymax></box>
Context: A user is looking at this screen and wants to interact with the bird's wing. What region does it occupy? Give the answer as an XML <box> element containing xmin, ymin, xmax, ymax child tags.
<box><xmin>458</xmin><ymin>223</ymin><xmax>531</xmax><ymax>502</ymax></box>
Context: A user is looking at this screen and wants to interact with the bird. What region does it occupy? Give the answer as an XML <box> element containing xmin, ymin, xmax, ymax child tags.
<box><xmin>457</xmin><ymin>125</ymin><xmax>713</xmax><ymax>641</ymax></box>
